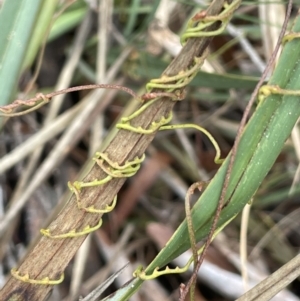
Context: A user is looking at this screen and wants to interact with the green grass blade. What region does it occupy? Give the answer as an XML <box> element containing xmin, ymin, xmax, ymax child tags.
<box><xmin>22</xmin><ymin>0</ymin><xmax>59</xmax><ymax>70</ymax></box>
<box><xmin>47</xmin><ymin>6</ymin><xmax>87</xmax><ymax>42</ymax></box>
<box><xmin>101</xmin><ymin>278</ymin><xmax>142</xmax><ymax>301</ymax></box>
<box><xmin>0</xmin><ymin>0</ymin><xmax>43</xmax><ymax>106</ymax></box>
<box><xmin>124</xmin><ymin>0</ymin><xmax>141</xmax><ymax>36</ymax></box>
<box><xmin>102</xmin><ymin>12</ymin><xmax>300</xmax><ymax>301</ymax></box>
<box><xmin>145</xmin><ymin>14</ymin><xmax>300</xmax><ymax>271</ymax></box>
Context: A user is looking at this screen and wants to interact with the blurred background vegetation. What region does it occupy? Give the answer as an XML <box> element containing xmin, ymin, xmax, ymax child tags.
<box><xmin>1</xmin><ymin>0</ymin><xmax>300</xmax><ymax>300</ymax></box>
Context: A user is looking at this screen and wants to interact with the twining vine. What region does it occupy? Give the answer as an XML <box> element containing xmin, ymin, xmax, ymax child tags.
<box><xmin>0</xmin><ymin>0</ymin><xmax>242</xmax><ymax>289</ymax></box>
<box><xmin>1</xmin><ymin>0</ymin><xmax>278</xmax><ymax>300</ymax></box>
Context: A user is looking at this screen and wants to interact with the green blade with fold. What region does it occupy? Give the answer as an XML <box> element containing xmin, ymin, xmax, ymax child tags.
<box><xmin>102</xmin><ymin>11</ymin><xmax>300</xmax><ymax>301</ymax></box>
<box><xmin>0</xmin><ymin>0</ymin><xmax>43</xmax><ymax>107</ymax></box>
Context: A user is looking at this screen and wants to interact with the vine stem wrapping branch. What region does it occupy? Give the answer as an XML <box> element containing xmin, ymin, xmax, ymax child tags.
<box><xmin>0</xmin><ymin>1</ymin><xmax>229</xmax><ymax>300</ymax></box>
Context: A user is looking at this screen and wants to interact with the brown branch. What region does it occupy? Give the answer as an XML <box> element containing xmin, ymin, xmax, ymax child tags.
<box><xmin>0</xmin><ymin>1</ymin><xmax>227</xmax><ymax>300</ymax></box>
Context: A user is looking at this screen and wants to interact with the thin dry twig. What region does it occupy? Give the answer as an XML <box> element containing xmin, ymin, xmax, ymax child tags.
<box><xmin>236</xmin><ymin>253</ymin><xmax>300</xmax><ymax>301</ymax></box>
<box><xmin>0</xmin><ymin>84</ymin><xmax>180</xmax><ymax>116</ymax></box>
<box><xmin>184</xmin><ymin>182</ymin><xmax>207</xmax><ymax>300</ymax></box>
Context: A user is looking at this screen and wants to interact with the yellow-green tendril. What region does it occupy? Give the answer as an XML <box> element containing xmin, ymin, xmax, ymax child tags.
<box><xmin>68</xmin><ymin>181</ymin><xmax>118</xmax><ymax>213</ymax></box>
<box><xmin>117</xmin><ymin>112</ymin><xmax>173</xmax><ymax>134</ymax></box>
<box><xmin>11</xmin><ymin>269</ymin><xmax>64</xmax><ymax>285</ymax></box>
<box><xmin>160</xmin><ymin>124</ymin><xmax>223</xmax><ymax>164</ymax></box>
<box><xmin>258</xmin><ymin>85</ymin><xmax>300</xmax><ymax>104</ymax></box>
<box><xmin>134</xmin><ymin>215</ymin><xmax>237</xmax><ymax>280</ymax></box>
<box><xmin>121</xmin><ymin>98</ymin><xmax>161</xmax><ymax>123</ymax></box>
<box><xmin>282</xmin><ymin>32</ymin><xmax>300</xmax><ymax>44</ymax></box>
<box><xmin>78</xmin><ymin>196</ymin><xmax>117</xmax><ymax>214</ymax></box>
<box><xmin>94</xmin><ymin>153</ymin><xmax>145</xmax><ymax>177</ymax></box>
<box><xmin>71</xmin><ymin>176</ymin><xmax>113</xmax><ymax>190</ymax></box>
<box><xmin>95</xmin><ymin>152</ymin><xmax>145</xmax><ymax>170</ymax></box>
<box><xmin>121</xmin><ymin>90</ymin><xmax>184</xmax><ymax>124</ymax></box>
<box><xmin>68</xmin><ymin>153</ymin><xmax>145</xmax><ymax>213</ymax></box>
<box><xmin>146</xmin><ymin>56</ymin><xmax>207</xmax><ymax>93</ymax></box>
<box><xmin>118</xmin><ymin>115</ymin><xmax>223</xmax><ymax>164</ymax></box>
<box><xmin>70</xmin><ymin>154</ymin><xmax>145</xmax><ymax>191</ymax></box>
<box><xmin>181</xmin><ymin>0</ymin><xmax>241</xmax><ymax>45</ymax></box>
<box><xmin>133</xmin><ymin>265</ymin><xmax>191</xmax><ymax>280</ymax></box>
<box><xmin>40</xmin><ymin>219</ymin><xmax>103</xmax><ymax>239</ymax></box>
